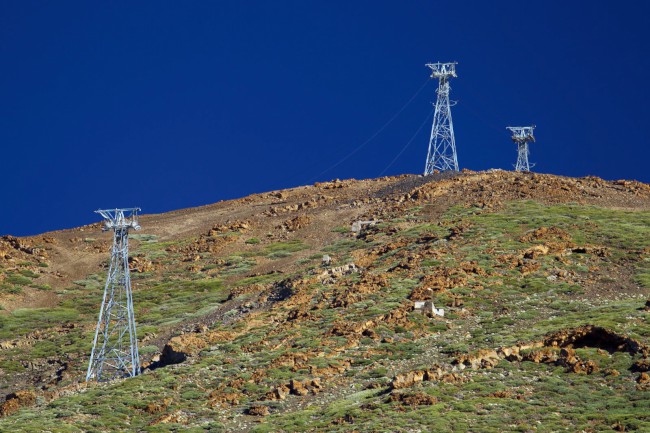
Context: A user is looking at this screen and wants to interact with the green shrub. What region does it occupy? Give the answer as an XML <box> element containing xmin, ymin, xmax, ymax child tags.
<box><xmin>18</xmin><ymin>269</ymin><xmax>39</xmax><ymax>278</ymax></box>
<box><xmin>264</xmin><ymin>240</ymin><xmax>307</xmax><ymax>254</ymax></box>
<box><xmin>5</xmin><ymin>273</ymin><xmax>32</xmax><ymax>286</ymax></box>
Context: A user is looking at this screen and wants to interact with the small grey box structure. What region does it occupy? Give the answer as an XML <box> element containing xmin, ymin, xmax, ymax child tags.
<box><xmin>414</xmin><ymin>300</ymin><xmax>444</xmax><ymax>317</ymax></box>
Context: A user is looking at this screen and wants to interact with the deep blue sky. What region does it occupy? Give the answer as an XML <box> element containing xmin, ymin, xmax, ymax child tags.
<box><xmin>2</xmin><ymin>2</ymin><xmax>649</xmax><ymax>236</ymax></box>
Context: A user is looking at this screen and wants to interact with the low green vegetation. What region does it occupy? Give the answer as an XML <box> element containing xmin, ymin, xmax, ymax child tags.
<box><xmin>1</xmin><ymin>195</ymin><xmax>649</xmax><ymax>432</ymax></box>
<box><xmin>263</xmin><ymin>240</ymin><xmax>308</xmax><ymax>259</ymax></box>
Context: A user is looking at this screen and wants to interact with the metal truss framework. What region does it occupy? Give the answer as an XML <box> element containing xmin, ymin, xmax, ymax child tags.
<box><xmin>424</xmin><ymin>62</ymin><xmax>459</xmax><ymax>175</ymax></box>
<box><xmin>86</xmin><ymin>208</ymin><xmax>141</xmax><ymax>382</ymax></box>
<box><xmin>507</xmin><ymin>126</ymin><xmax>536</xmax><ymax>172</ymax></box>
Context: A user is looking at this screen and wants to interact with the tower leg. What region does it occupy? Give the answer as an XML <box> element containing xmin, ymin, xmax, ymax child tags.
<box><xmin>424</xmin><ymin>78</ymin><xmax>458</xmax><ymax>174</ymax></box>
<box><xmin>86</xmin><ymin>226</ymin><xmax>140</xmax><ymax>382</ymax></box>
<box><xmin>515</xmin><ymin>143</ymin><xmax>530</xmax><ymax>172</ymax></box>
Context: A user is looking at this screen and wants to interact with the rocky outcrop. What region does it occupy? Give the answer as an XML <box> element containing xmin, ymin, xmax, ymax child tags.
<box><xmin>520</xmin><ymin>226</ymin><xmax>572</xmax><ymax>243</ymax></box>
<box><xmin>128</xmin><ymin>255</ymin><xmax>156</xmax><ymax>273</ymax></box>
<box><xmin>329</xmin><ymin>305</ymin><xmax>410</xmax><ymax>338</ymax></box>
<box><xmin>0</xmin><ymin>390</ymin><xmax>36</xmax><ymax>417</ymax></box>
<box><xmin>208</xmin><ymin>391</ymin><xmax>240</xmax><ymax>408</ymax></box>
<box><xmin>389</xmin><ymin>365</ymin><xmax>467</xmax><ymax>390</ymax></box>
<box><xmin>246</xmin><ymin>405</ymin><xmax>270</xmax><ymax>416</ymax></box>
<box><xmin>264</xmin><ymin>378</ymin><xmax>323</xmax><ymax>401</ymax></box>
<box><xmin>149</xmin><ymin>329</ymin><xmax>237</xmax><ymax>370</ymax></box>
<box><xmin>544</xmin><ymin>325</ymin><xmax>649</xmax><ymax>356</ymax></box>
<box><xmin>149</xmin><ymin>410</ymin><xmax>187</xmax><ymax>426</ymax></box>
<box><xmin>632</xmin><ymin>359</ymin><xmax>650</xmax><ymax>373</ymax></box>
<box><xmin>391</xmin><ymin>327</ymin><xmax>636</xmax><ymax>394</ymax></box>
<box><xmin>390</xmin><ymin>370</ymin><xmax>426</xmax><ymax>390</ymax></box>
<box><xmin>318</xmin><ymin>263</ymin><xmax>359</xmax><ymax>284</ymax></box>
<box><xmin>404</xmin><ymin>171</ymin><xmax>650</xmax><ymax>211</ymax></box>
<box><xmin>144</xmin><ymin>398</ymin><xmax>173</xmax><ymax>414</ymax></box>
<box><xmin>389</xmin><ymin>391</ymin><xmax>438</xmax><ymax>407</ymax></box>
<box><xmin>281</xmin><ymin>215</ymin><xmax>311</xmax><ymax>232</ymax></box>
<box><xmin>208</xmin><ymin>221</ymin><xmax>250</xmax><ymax>235</ymax></box>
<box><xmin>453</xmin><ymin>326</ymin><xmax>644</xmax><ymax>377</ymax></box>
<box><xmin>331</xmin><ymin>274</ymin><xmax>387</xmax><ymax>308</ymax></box>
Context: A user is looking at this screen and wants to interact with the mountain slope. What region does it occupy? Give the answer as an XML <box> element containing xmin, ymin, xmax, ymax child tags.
<box><xmin>1</xmin><ymin>170</ymin><xmax>650</xmax><ymax>432</ymax></box>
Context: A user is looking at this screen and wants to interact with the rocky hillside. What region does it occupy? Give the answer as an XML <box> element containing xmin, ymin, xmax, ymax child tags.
<box><xmin>1</xmin><ymin>170</ymin><xmax>650</xmax><ymax>432</ymax></box>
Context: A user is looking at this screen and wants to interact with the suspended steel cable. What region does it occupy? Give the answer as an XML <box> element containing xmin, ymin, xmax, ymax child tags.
<box><xmin>308</xmin><ymin>77</ymin><xmax>431</xmax><ymax>182</ymax></box>
<box><xmin>379</xmin><ymin>107</ymin><xmax>434</xmax><ymax>176</ymax></box>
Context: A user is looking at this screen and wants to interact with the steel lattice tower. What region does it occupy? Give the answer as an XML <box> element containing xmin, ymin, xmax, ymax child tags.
<box><xmin>424</xmin><ymin>62</ymin><xmax>459</xmax><ymax>175</ymax></box>
<box><xmin>507</xmin><ymin>126</ymin><xmax>536</xmax><ymax>172</ymax></box>
<box><xmin>86</xmin><ymin>208</ymin><xmax>141</xmax><ymax>382</ymax></box>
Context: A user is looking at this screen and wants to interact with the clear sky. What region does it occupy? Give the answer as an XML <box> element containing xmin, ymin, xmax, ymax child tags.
<box><xmin>2</xmin><ymin>1</ymin><xmax>649</xmax><ymax>236</ymax></box>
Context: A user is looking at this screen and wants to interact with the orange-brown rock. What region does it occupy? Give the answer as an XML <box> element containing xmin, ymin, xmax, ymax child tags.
<box><xmin>282</xmin><ymin>215</ymin><xmax>311</xmax><ymax>232</ymax></box>
<box><xmin>208</xmin><ymin>392</ymin><xmax>240</xmax><ymax>407</ymax></box>
<box><xmin>559</xmin><ymin>347</ymin><xmax>578</xmax><ymax>364</ymax></box>
<box><xmin>496</xmin><ymin>253</ymin><xmax>520</xmax><ymax>269</ymax></box>
<box><xmin>390</xmin><ymin>392</ymin><xmax>438</xmax><ymax>407</ymax></box>
<box><xmin>423</xmin><ymin>366</ymin><xmax>444</xmax><ymax>382</ymax></box>
<box><xmin>309</xmin><ymin>378</ymin><xmax>322</xmax><ymax>390</ymax></box>
<box><xmin>289</xmin><ymin>379</ymin><xmax>309</xmax><ymax>396</ymax></box>
<box><xmin>488</xmin><ymin>390</ymin><xmax>514</xmax><ymax>398</ymax></box>
<box><xmin>441</xmin><ymin>372</ymin><xmax>469</xmax><ymax>384</ymax></box>
<box><xmin>310</xmin><ymin>360</ymin><xmax>351</xmax><ymax>377</ymax></box>
<box><xmin>0</xmin><ymin>399</ymin><xmax>20</xmax><ymax>418</ymax></box>
<box><xmin>632</xmin><ymin>359</ymin><xmax>650</xmax><ymax>372</ymax></box>
<box><xmin>352</xmin><ymin>240</ymin><xmax>408</xmax><ymax>268</ymax></box>
<box><xmin>265</xmin><ymin>384</ymin><xmax>290</xmax><ymax>401</ymax></box>
<box><xmin>521</xmin><ymin>347</ymin><xmax>558</xmax><ymax>364</ymax></box>
<box><xmin>569</xmin><ymin>360</ymin><xmax>599</xmax><ymax>375</ymax></box>
<box><xmin>519</xmin><ymin>226</ymin><xmax>572</xmax><ymax>243</ymax></box>
<box><xmin>247</xmin><ymin>405</ymin><xmax>270</xmax><ymax>416</ymax></box>
<box><xmin>637</xmin><ymin>372</ymin><xmax>650</xmax><ymax>385</ymax></box>
<box><xmin>129</xmin><ymin>255</ymin><xmax>156</xmax><ymax>273</ymax></box>
<box><xmin>149</xmin><ymin>410</ymin><xmax>186</xmax><ymax>425</ymax></box>
<box><xmin>268</xmin><ymin>352</ymin><xmax>310</xmax><ymax>370</ymax></box>
<box><xmin>460</xmin><ymin>260</ymin><xmax>488</xmax><ymax>276</ymax></box>
<box><xmin>446</xmin><ymin>222</ymin><xmax>472</xmax><ymax>240</ymax></box>
<box><xmin>446</xmin><ymin>296</ymin><xmax>464</xmax><ymax>308</ymax></box>
<box><xmin>331</xmin><ymin>274</ymin><xmax>387</xmax><ymax>307</ymax></box>
<box><xmin>518</xmin><ymin>259</ymin><xmax>541</xmax><ymax>274</ymax></box>
<box><xmin>544</xmin><ymin>325</ymin><xmax>648</xmax><ymax>356</ymax></box>
<box><xmin>362</xmin><ymin>328</ymin><xmax>380</xmax><ymax>340</ymax></box>
<box><xmin>315</xmin><ymin>179</ymin><xmax>347</xmax><ymax>189</ymax></box>
<box><xmin>554</xmin><ymin>347</ymin><xmax>599</xmax><ymax>374</ymax></box>
<box><xmin>571</xmin><ymin>245</ymin><xmax>608</xmax><ymax>257</ymax></box>
<box><xmin>523</xmin><ymin>244</ymin><xmax>550</xmax><ymax>259</ymax></box>
<box><xmin>390</xmin><ymin>370</ymin><xmax>426</xmax><ymax>390</ymax></box>
<box><xmin>209</xmin><ymin>221</ymin><xmax>250</xmax><ymax>235</ymax></box>
<box><xmin>415</xmin><ymin>267</ymin><xmax>468</xmax><ymax>298</ymax></box>
<box><xmin>159</xmin><ymin>334</ymin><xmax>207</xmax><ymax>365</ymax></box>
<box><xmin>0</xmin><ymin>390</ymin><xmax>37</xmax><ymax>418</ymax></box>
<box><xmin>144</xmin><ymin>398</ymin><xmax>173</xmax><ymax>414</ymax></box>
<box><xmin>455</xmin><ymin>348</ymin><xmax>501</xmax><ymax>370</ymax></box>
<box><xmin>330</xmin><ymin>305</ymin><xmax>410</xmax><ymax>338</ymax></box>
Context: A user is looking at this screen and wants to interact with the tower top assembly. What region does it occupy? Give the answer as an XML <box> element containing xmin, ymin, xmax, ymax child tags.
<box><xmin>506</xmin><ymin>126</ymin><xmax>536</xmax><ymax>172</ymax></box>
<box><xmin>426</xmin><ymin>62</ymin><xmax>458</xmax><ymax>79</ymax></box>
<box><xmin>506</xmin><ymin>126</ymin><xmax>536</xmax><ymax>144</ymax></box>
<box><xmin>96</xmin><ymin>208</ymin><xmax>141</xmax><ymax>231</ymax></box>
<box><xmin>424</xmin><ymin>61</ymin><xmax>459</xmax><ymax>174</ymax></box>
